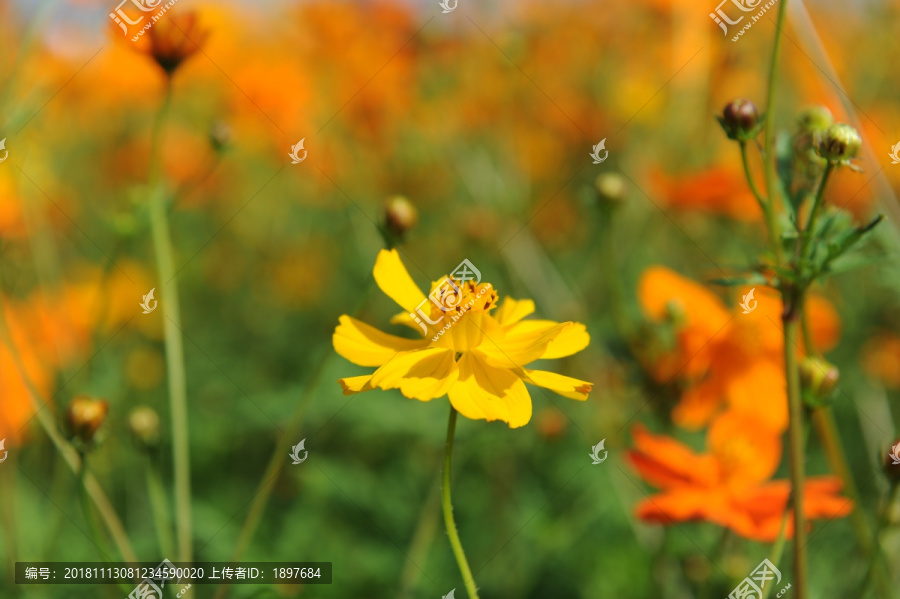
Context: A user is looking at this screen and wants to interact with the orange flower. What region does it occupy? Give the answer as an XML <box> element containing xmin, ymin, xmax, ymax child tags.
<box><xmin>861</xmin><ymin>332</ymin><xmax>900</xmax><ymax>389</ymax></box>
<box><xmin>0</xmin><ymin>268</ymin><xmax>144</xmax><ymax>445</ymax></box>
<box><xmin>649</xmin><ymin>167</ymin><xmax>761</xmax><ymax>222</ymax></box>
<box><xmin>637</xmin><ymin>266</ymin><xmax>840</xmax><ymax>432</ymax></box>
<box><xmin>131</xmin><ymin>11</ymin><xmax>209</xmax><ymax>76</ymax></box>
<box><xmin>627</xmin><ymin>419</ymin><xmax>852</xmax><ymax>541</ymax></box>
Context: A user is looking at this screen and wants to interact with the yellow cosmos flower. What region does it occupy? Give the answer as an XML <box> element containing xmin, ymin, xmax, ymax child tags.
<box><xmin>333</xmin><ymin>249</ymin><xmax>593</xmax><ymax>428</ymax></box>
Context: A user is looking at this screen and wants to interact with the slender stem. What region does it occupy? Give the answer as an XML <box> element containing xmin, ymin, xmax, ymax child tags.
<box><xmin>148</xmin><ymin>79</ymin><xmax>193</xmax><ymax>563</ymax></box>
<box><xmin>399</xmin><ymin>472</ymin><xmax>443</xmax><ymax>599</ymax></box>
<box><xmin>0</xmin><ymin>296</ymin><xmax>137</xmax><ymax>562</ymax></box>
<box><xmin>763</xmin><ymin>0</ymin><xmax>791</xmax><ymax>265</ymax></box>
<box><xmin>598</xmin><ymin>208</ymin><xmax>633</xmax><ymax>342</ymax></box>
<box><xmin>783</xmin><ymin>314</ymin><xmax>808</xmax><ymax>599</ymax></box>
<box><xmin>761</xmin><ymin>509</ymin><xmax>789</xmax><ymax>599</ymax></box>
<box><xmin>740</xmin><ymin>141</ymin><xmax>768</xmax><ymax>211</ymax></box>
<box><xmin>863</xmin><ymin>481</ymin><xmax>898</xmax><ymax>597</ymax></box>
<box><xmin>213</xmin><ymin>285</ymin><xmax>376</xmax><ymax>599</ymax></box>
<box><xmin>146</xmin><ymin>454</ymin><xmax>176</xmax><ymax>558</ymax></box>
<box><xmin>798</xmin><ymin>162</ymin><xmax>834</xmax><ymax>271</ymax></box>
<box><xmin>78</xmin><ymin>453</ymin><xmax>111</xmax><ymax>561</ymax></box>
<box><xmin>442</xmin><ymin>407</ymin><xmax>479</xmax><ymax>599</ymax></box>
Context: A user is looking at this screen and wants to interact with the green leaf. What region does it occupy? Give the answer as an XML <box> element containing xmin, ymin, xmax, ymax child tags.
<box><xmin>709</xmin><ymin>272</ymin><xmax>769</xmax><ymax>287</ymax></box>
<box><xmin>813</xmin><ymin>214</ymin><xmax>883</xmax><ymax>279</ymax></box>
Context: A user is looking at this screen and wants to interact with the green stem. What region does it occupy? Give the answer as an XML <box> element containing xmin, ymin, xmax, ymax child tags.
<box><xmin>0</xmin><ymin>295</ymin><xmax>137</xmax><ymax>563</ymax></box>
<box><xmin>783</xmin><ymin>313</ymin><xmax>808</xmax><ymax>599</ymax></box>
<box><xmin>213</xmin><ymin>284</ymin><xmax>376</xmax><ymax>599</ymax></box>
<box><xmin>798</xmin><ymin>162</ymin><xmax>834</xmax><ymax>271</ymax></box>
<box><xmin>399</xmin><ymin>472</ymin><xmax>443</xmax><ymax>599</ymax></box>
<box><xmin>762</xmin><ymin>0</ymin><xmax>791</xmax><ymax>265</ymax></box>
<box><xmin>148</xmin><ymin>78</ymin><xmax>193</xmax><ymax>562</ymax></box>
<box><xmin>598</xmin><ymin>208</ymin><xmax>633</xmax><ymax>342</ymax></box>
<box><xmin>863</xmin><ymin>481</ymin><xmax>898</xmax><ymax>597</ymax></box>
<box><xmin>442</xmin><ymin>407</ymin><xmax>479</xmax><ymax>599</ymax></box>
<box><xmin>761</xmin><ymin>509</ymin><xmax>789</xmax><ymax>599</ymax></box>
<box><xmin>78</xmin><ymin>453</ymin><xmax>111</xmax><ymax>561</ymax></box>
<box><xmin>146</xmin><ymin>453</ymin><xmax>176</xmax><ymax>558</ymax></box>
<box><xmin>740</xmin><ymin>141</ymin><xmax>768</xmax><ymax>212</ymax></box>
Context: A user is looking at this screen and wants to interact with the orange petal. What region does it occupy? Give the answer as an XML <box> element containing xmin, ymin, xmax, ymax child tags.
<box><xmin>628</xmin><ymin>424</ymin><xmax>721</xmax><ymax>489</ymax></box>
<box><xmin>637</xmin><ymin>266</ymin><xmax>730</xmax><ymax>332</ymax></box>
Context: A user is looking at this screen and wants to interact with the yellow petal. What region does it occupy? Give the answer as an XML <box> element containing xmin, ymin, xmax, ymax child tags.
<box><xmin>501</xmin><ymin>320</ymin><xmax>590</xmax><ymax>359</ymax></box>
<box><xmin>448</xmin><ymin>353</ymin><xmax>532</xmax><ymax>428</ymax></box>
<box><xmin>373</xmin><ymin>249</ymin><xmax>427</xmax><ymax>314</ymax></box>
<box><xmin>390</xmin><ymin>310</ymin><xmax>428</xmax><ymax>334</ymax></box>
<box><xmin>476</xmin><ymin>321</ymin><xmax>572</xmax><ymax>368</ymax></box>
<box><xmin>339</xmin><ymin>375</ymin><xmax>375</xmax><ymax>395</ymax></box>
<box><xmin>493</xmin><ymin>297</ymin><xmax>535</xmax><ymax>327</ymax></box>
<box><xmin>523</xmin><ymin>369</ymin><xmax>592</xmax><ymax>400</ymax></box>
<box><xmin>370</xmin><ymin>348</ymin><xmax>458</xmax><ymax>401</ymax></box>
<box><xmin>333</xmin><ymin>315</ymin><xmax>429</xmax><ymax>367</ymax></box>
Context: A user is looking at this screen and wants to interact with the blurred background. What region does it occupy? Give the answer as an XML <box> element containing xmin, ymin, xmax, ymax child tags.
<box><xmin>1</xmin><ymin>0</ymin><xmax>899</xmax><ymax>597</ymax></box>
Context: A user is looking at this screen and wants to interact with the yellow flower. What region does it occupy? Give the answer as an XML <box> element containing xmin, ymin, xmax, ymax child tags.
<box><xmin>333</xmin><ymin>250</ymin><xmax>592</xmax><ymax>428</ymax></box>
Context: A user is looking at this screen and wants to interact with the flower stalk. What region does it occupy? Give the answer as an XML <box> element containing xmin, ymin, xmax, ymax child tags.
<box><xmin>783</xmin><ymin>311</ymin><xmax>807</xmax><ymax>598</ymax></box>
<box><xmin>442</xmin><ymin>407</ymin><xmax>479</xmax><ymax>599</ymax></box>
<box><xmin>148</xmin><ymin>78</ymin><xmax>193</xmax><ymax>563</ymax></box>
<box><xmin>0</xmin><ymin>297</ymin><xmax>137</xmax><ymax>563</ymax></box>
<box><xmin>762</xmin><ymin>0</ymin><xmax>790</xmax><ymax>266</ymax></box>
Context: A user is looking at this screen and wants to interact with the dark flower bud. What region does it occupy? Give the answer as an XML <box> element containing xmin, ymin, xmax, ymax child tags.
<box><xmin>594</xmin><ymin>173</ymin><xmax>627</xmax><ymax>206</ymax></box>
<box><xmin>67</xmin><ymin>396</ymin><xmax>109</xmax><ymax>447</ymax></box>
<box><xmin>128</xmin><ymin>405</ymin><xmax>161</xmax><ymax>450</ymax></box>
<box><xmin>884</xmin><ymin>439</ymin><xmax>900</xmax><ymax>481</ymax></box>
<box><xmin>383</xmin><ymin>195</ymin><xmax>418</xmax><ymax>240</ymax></box>
<box><xmin>146</xmin><ymin>12</ymin><xmax>209</xmax><ymax>76</ymax></box>
<box><xmin>718</xmin><ymin>99</ymin><xmax>761</xmax><ymax>141</ymax></box>
<box><xmin>800</xmin><ymin>357</ymin><xmax>839</xmax><ymax>408</ymax></box>
<box><xmin>816</xmin><ymin>123</ymin><xmax>861</xmax><ymax>163</ymax></box>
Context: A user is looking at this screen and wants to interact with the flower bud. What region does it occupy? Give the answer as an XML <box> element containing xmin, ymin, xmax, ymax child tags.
<box><xmin>718</xmin><ymin>99</ymin><xmax>761</xmax><ymax>141</ymax></box>
<box><xmin>594</xmin><ymin>173</ymin><xmax>627</xmax><ymax>206</ymax></box>
<box><xmin>816</xmin><ymin>123</ymin><xmax>861</xmax><ymax>163</ymax></box>
<box><xmin>128</xmin><ymin>406</ymin><xmax>161</xmax><ymax>449</ymax></box>
<box><xmin>884</xmin><ymin>439</ymin><xmax>900</xmax><ymax>481</ymax></box>
<box><xmin>382</xmin><ymin>195</ymin><xmax>418</xmax><ymax>240</ymax></box>
<box><xmin>209</xmin><ymin>121</ymin><xmax>231</xmax><ymax>154</ymax></box>
<box><xmin>796</xmin><ymin>106</ymin><xmax>833</xmax><ymax>134</ymax></box>
<box><xmin>146</xmin><ymin>12</ymin><xmax>209</xmax><ymax>76</ymax></box>
<box><xmin>66</xmin><ymin>396</ymin><xmax>109</xmax><ymax>446</ymax></box>
<box><xmin>799</xmin><ymin>357</ymin><xmax>839</xmax><ymax>408</ymax></box>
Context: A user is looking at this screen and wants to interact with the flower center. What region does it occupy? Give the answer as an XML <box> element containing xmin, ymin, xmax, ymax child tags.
<box><xmin>428</xmin><ymin>278</ymin><xmax>498</xmax><ymax>322</ymax></box>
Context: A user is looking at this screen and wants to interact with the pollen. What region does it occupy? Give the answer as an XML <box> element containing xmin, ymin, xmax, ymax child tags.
<box><xmin>429</xmin><ymin>279</ymin><xmax>498</xmax><ymax>321</ymax></box>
